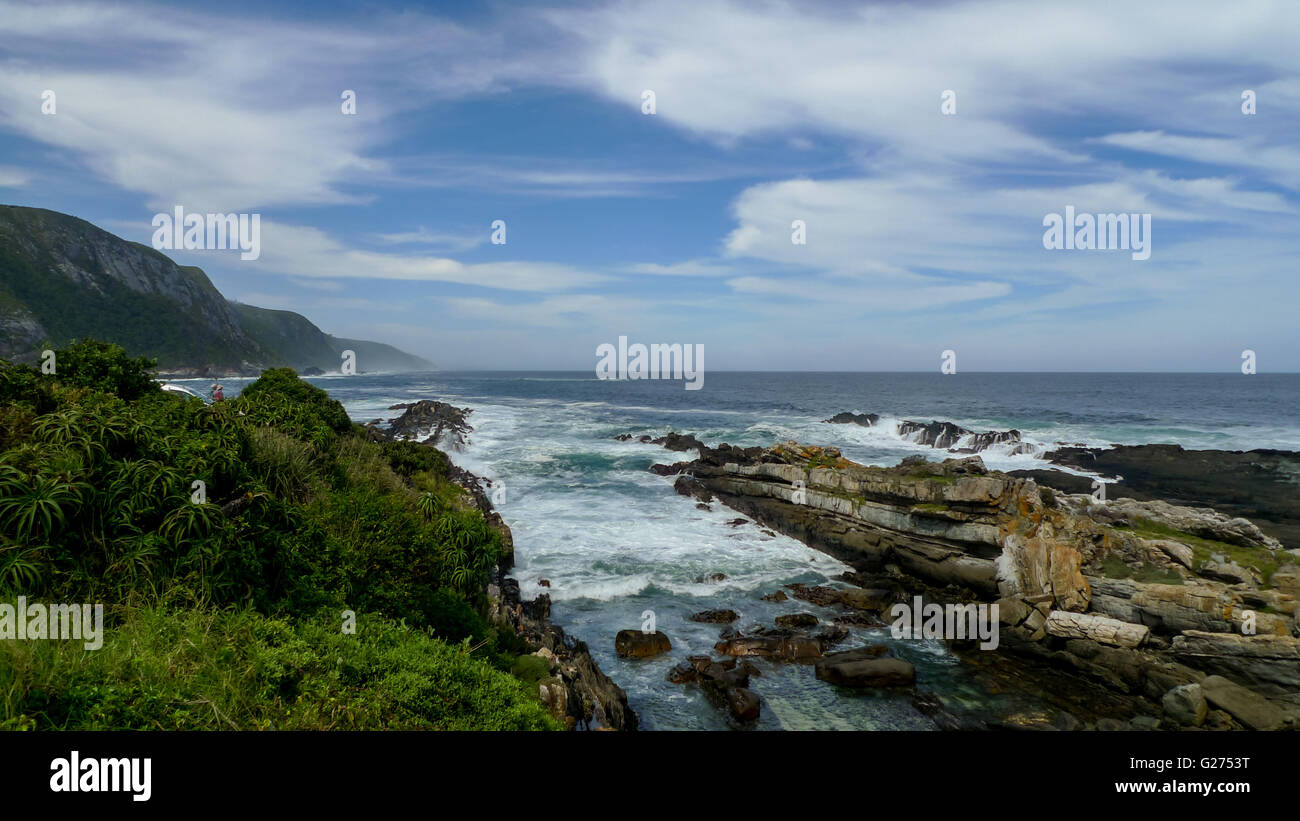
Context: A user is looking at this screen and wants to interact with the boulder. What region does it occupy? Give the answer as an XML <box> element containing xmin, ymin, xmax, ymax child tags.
<box><xmin>1000</xmin><ymin>534</ymin><xmax>1091</xmax><ymax>612</ymax></box>
<box><xmin>724</xmin><ymin>687</ymin><xmax>762</xmax><ymax>722</ymax></box>
<box><xmin>666</xmin><ymin>661</ymin><xmax>697</xmax><ymax>684</ymax></box>
<box><xmin>673</xmin><ymin>655</ymin><xmax>763</xmax><ymax>723</ymax></box>
<box><xmin>615</xmin><ymin>629</ymin><xmax>672</xmax><ymax>659</ymax></box>
<box><xmin>714</xmin><ymin>635</ymin><xmax>823</xmax><ymax>662</ymax></box>
<box><xmin>651</xmin><ymin>432</ymin><xmax>708</xmax><ymax>452</ymax></box>
<box><xmin>818</xmin><ymin>644</ymin><xmax>890</xmax><ymax>664</ymax></box>
<box><xmin>1044</xmin><ymin>610</ymin><xmax>1149</xmax><ymax>648</ymax></box>
<box><xmin>1145</xmin><ymin>538</ymin><xmax>1195</xmax><ymax>569</ymax></box>
<box><xmin>383</xmin><ymin>400</ymin><xmax>473</xmax><ymax>450</ymax></box>
<box><xmin>1129</xmin><ymin>715</ymin><xmax>1160</xmax><ymax>731</ymax></box>
<box><xmin>839</xmin><ymin>588</ymin><xmax>895</xmax><ymax>612</ymax></box>
<box><xmin>774</xmin><ymin>613</ymin><xmax>819</xmax><ymax>629</ymax></box>
<box><xmin>815</xmin><ymin>657</ymin><xmax>915</xmax><ymax>688</ymax></box>
<box><xmin>813</xmin><ymin>624</ymin><xmax>850</xmax><ymax>649</ymax></box>
<box><xmin>1161</xmin><ymin>683</ymin><xmax>1208</xmax><ymax>727</ymax></box>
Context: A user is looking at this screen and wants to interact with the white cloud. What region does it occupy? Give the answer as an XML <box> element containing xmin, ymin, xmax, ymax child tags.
<box><xmin>1098</xmin><ymin>131</ymin><xmax>1300</xmax><ymax>191</ymax></box>
<box><xmin>246</xmin><ymin>221</ymin><xmax>610</xmax><ymax>291</ymax></box>
<box><xmin>552</xmin><ymin>0</ymin><xmax>1300</xmax><ymax>163</ymax></box>
<box><xmin>372</xmin><ymin>227</ymin><xmax>486</xmax><ymax>252</ymax></box>
<box><xmin>0</xmin><ymin>1</ymin><xmax>548</xmax><ymax>210</ymax></box>
<box><xmin>0</xmin><ymin>165</ymin><xmax>29</xmax><ymax>187</ymax></box>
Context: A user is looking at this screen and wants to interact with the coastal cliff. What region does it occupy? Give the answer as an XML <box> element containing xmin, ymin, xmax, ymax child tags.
<box><xmin>0</xmin><ymin>205</ymin><xmax>432</xmax><ymax>375</ymax></box>
<box><xmin>373</xmin><ymin>400</ymin><xmax>638</xmax><ymax>731</ymax></box>
<box><xmin>655</xmin><ymin>439</ymin><xmax>1300</xmax><ymax>730</ymax></box>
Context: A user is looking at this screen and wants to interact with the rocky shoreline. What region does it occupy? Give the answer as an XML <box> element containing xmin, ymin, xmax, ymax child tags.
<box><xmin>1017</xmin><ymin>444</ymin><xmax>1300</xmax><ymax>549</ymax></box>
<box><xmin>642</xmin><ymin>435</ymin><xmax>1300</xmax><ymax>731</ymax></box>
<box><xmin>822</xmin><ymin>410</ymin><xmax>1300</xmax><ymax>549</ymax></box>
<box><xmin>374</xmin><ymin>400</ymin><xmax>638</xmax><ymax>731</ymax></box>
<box><xmin>368</xmin><ymin>395</ymin><xmax>1300</xmax><ymax>731</ymax></box>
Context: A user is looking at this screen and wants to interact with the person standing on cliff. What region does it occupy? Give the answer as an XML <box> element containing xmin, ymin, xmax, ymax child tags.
<box><xmin>210</xmin><ymin>383</ymin><xmax>224</xmax><ymax>402</ymax></box>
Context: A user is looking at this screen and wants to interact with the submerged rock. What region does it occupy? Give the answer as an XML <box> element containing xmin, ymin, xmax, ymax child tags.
<box><xmin>774</xmin><ymin>612</ymin><xmax>819</xmax><ymax>629</ymax></box>
<box><xmin>823</xmin><ymin>412</ymin><xmax>1020</xmax><ymax>453</ymax></box>
<box><xmin>666</xmin><ymin>654</ymin><xmax>762</xmax><ymax>723</ymax></box>
<box><xmin>723</xmin><ymin>687</ymin><xmax>761</xmax><ymax>722</ymax></box>
<box><xmin>815</xmin><ymin>645</ymin><xmax>915</xmax><ymax>688</ymax></box>
<box><xmin>715</xmin><ymin>635</ymin><xmax>823</xmax><ymax>662</ymax></box>
<box><xmin>690</xmin><ymin>609</ymin><xmax>739</xmax><ymax>624</ymax></box>
<box><xmin>897</xmin><ymin>419</ymin><xmax>1020</xmax><ymax>452</ymax></box>
<box><xmin>824</xmin><ymin>412</ymin><xmax>880</xmax><ymax>427</ymax></box>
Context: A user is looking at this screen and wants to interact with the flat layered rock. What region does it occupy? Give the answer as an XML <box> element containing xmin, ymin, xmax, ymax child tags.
<box><xmin>1199</xmin><ymin>675</ymin><xmax>1287</xmax><ymax>730</ymax></box>
<box><xmin>1044</xmin><ymin>611</ymin><xmax>1149</xmax><ymax>648</ymax></box>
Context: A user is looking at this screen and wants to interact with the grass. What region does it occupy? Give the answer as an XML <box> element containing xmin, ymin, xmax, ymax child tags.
<box><xmin>1098</xmin><ymin>554</ymin><xmax>1184</xmax><ymax>585</ymax></box>
<box><xmin>911</xmin><ymin>502</ymin><xmax>950</xmax><ymax>513</ymax></box>
<box><xmin>907</xmin><ymin>472</ymin><xmax>956</xmax><ymax>485</ymax></box>
<box><xmin>0</xmin><ymin>607</ymin><xmax>559</xmax><ymax>731</ymax></box>
<box><xmin>1115</xmin><ymin>516</ymin><xmax>1279</xmax><ymax>586</ymax></box>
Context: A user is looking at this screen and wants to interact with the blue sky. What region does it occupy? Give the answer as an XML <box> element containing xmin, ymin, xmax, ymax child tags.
<box><xmin>1</xmin><ymin>0</ymin><xmax>1298</xmax><ymax>370</ymax></box>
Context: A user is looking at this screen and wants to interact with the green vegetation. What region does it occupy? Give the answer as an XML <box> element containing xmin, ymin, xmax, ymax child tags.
<box><xmin>1098</xmin><ymin>555</ymin><xmax>1184</xmax><ymax>585</ymax></box>
<box><xmin>805</xmin><ymin>453</ymin><xmax>839</xmax><ymax>470</ymax></box>
<box><xmin>2</xmin><ymin>608</ymin><xmax>550</xmax><ymax>731</ymax></box>
<box><xmin>1116</xmin><ymin>516</ymin><xmax>1279</xmax><ymax>586</ymax></box>
<box><xmin>907</xmin><ymin>471</ymin><xmax>956</xmax><ymax>485</ymax></box>
<box><xmin>911</xmin><ymin>502</ymin><xmax>950</xmax><ymax>513</ymax></box>
<box><xmin>0</xmin><ymin>340</ymin><xmax>556</xmax><ymax>730</ymax></box>
<box><xmin>0</xmin><ymin>205</ymin><xmax>432</xmax><ymax>371</ymax></box>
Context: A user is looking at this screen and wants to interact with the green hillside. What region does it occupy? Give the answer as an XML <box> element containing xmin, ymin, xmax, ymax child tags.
<box><xmin>0</xmin><ymin>205</ymin><xmax>433</xmax><ymax>374</ymax></box>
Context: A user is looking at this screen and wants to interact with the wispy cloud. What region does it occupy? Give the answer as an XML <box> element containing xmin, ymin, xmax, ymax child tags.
<box><xmin>0</xmin><ymin>165</ymin><xmax>29</xmax><ymax>187</ymax></box>
<box><xmin>4</xmin><ymin>0</ymin><xmax>1299</xmax><ymax>369</ymax></box>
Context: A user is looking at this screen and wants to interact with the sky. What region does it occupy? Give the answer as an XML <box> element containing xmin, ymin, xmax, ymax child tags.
<box><xmin>1</xmin><ymin>0</ymin><xmax>1297</xmax><ymax>371</ymax></box>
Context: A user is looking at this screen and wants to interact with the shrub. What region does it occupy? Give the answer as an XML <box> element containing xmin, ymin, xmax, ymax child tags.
<box><xmin>0</xmin><ymin>349</ymin><xmax>545</xmax><ymax>730</ymax></box>
<box><xmin>46</xmin><ymin>339</ymin><xmax>158</xmax><ymax>401</ymax></box>
<box><xmin>0</xmin><ymin>607</ymin><xmax>559</xmax><ymax>731</ymax></box>
<box><xmin>237</xmin><ymin>368</ymin><xmax>352</xmax><ymax>433</ymax></box>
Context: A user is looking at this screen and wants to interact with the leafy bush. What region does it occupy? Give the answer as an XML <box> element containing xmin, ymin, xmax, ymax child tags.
<box><xmin>237</xmin><ymin>367</ymin><xmax>352</xmax><ymax>433</ymax></box>
<box><xmin>0</xmin><ymin>350</ymin><xmax>545</xmax><ymax>730</ymax></box>
<box><xmin>0</xmin><ymin>607</ymin><xmax>558</xmax><ymax>731</ymax></box>
<box><xmin>43</xmin><ymin>339</ymin><xmax>158</xmax><ymax>401</ymax></box>
<box><xmin>383</xmin><ymin>439</ymin><xmax>450</xmax><ymax>478</ymax></box>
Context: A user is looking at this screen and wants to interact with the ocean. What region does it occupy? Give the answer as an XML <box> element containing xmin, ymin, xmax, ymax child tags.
<box><xmin>185</xmin><ymin>371</ymin><xmax>1300</xmax><ymax>729</ymax></box>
